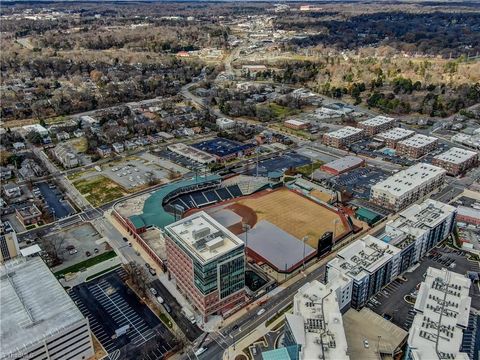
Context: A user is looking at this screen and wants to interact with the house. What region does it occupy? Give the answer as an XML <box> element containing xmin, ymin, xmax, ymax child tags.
<box><xmin>157</xmin><ymin>132</ymin><xmax>174</xmax><ymax>140</ymax></box>
<box><xmin>56</xmin><ymin>131</ymin><xmax>70</xmax><ymax>141</ymax></box>
<box><xmin>124</xmin><ymin>140</ymin><xmax>137</xmax><ymax>151</ymax></box>
<box><xmin>73</xmin><ymin>129</ymin><xmax>85</xmax><ymax>138</ymax></box>
<box><xmin>97</xmin><ymin>145</ymin><xmax>112</xmax><ymax>157</ymax></box>
<box><xmin>12</xmin><ymin>142</ymin><xmax>26</xmax><ymax>151</ymax></box>
<box><xmin>0</xmin><ymin>167</ymin><xmax>12</xmax><ymax>181</ymax></box>
<box><xmin>53</xmin><ymin>145</ymin><xmax>79</xmax><ymax>169</ymax></box>
<box><xmin>22</xmin><ymin>124</ymin><xmax>49</xmax><ymax>137</ymax></box>
<box><xmin>112</xmin><ymin>142</ymin><xmax>125</xmax><ymax>153</ymax></box>
<box><xmin>15</xmin><ymin>204</ymin><xmax>42</xmax><ymax>226</ymax></box>
<box><xmin>3</xmin><ymin>183</ymin><xmax>21</xmax><ymax>198</ymax></box>
<box><xmin>18</xmin><ymin>159</ymin><xmax>44</xmax><ymax>180</ymax></box>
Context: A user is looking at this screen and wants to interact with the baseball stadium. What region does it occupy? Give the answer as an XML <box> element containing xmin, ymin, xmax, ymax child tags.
<box><xmin>113</xmin><ymin>173</ymin><xmax>354</xmax><ymax>273</ymax></box>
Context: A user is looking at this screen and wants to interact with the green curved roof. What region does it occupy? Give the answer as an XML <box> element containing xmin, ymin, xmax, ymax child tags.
<box><xmin>129</xmin><ymin>175</ymin><xmax>221</xmax><ymax>230</ymax></box>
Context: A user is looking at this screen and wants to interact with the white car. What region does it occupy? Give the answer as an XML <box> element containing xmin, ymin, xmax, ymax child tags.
<box><xmin>257</xmin><ymin>308</ymin><xmax>266</xmax><ymax>316</ymax></box>
<box><xmin>363</xmin><ymin>340</ymin><xmax>369</xmax><ymax>348</ymax></box>
<box><xmin>194</xmin><ymin>347</ymin><xmax>207</xmax><ymax>356</ymax></box>
<box><xmin>69</xmin><ymin>249</ymin><xmax>78</xmax><ymax>255</ymax></box>
<box><xmin>150</xmin><ymin>288</ymin><xmax>157</xmax><ymax>296</ymax></box>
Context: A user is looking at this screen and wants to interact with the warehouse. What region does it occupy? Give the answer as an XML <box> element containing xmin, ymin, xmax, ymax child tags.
<box><xmin>321</xmin><ymin>156</ymin><xmax>365</xmax><ymax>175</ymax></box>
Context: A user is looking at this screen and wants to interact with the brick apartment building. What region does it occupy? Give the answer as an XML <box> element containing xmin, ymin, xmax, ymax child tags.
<box><xmin>323</xmin><ymin>126</ymin><xmax>364</xmax><ymax>149</ymax></box>
<box><xmin>358</xmin><ymin>116</ymin><xmax>396</xmax><ymax>136</ymax></box>
<box><xmin>432</xmin><ymin>147</ymin><xmax>478</xmax><ymax>176</ymax></box>
<box><xmin>396</xmin><ymin>134</ymin><xmax>438</xmax><ymax>159</ymax></box>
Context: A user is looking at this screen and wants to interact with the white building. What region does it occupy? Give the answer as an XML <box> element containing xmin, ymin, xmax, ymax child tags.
<box><xmin>432</xmin><ymin>147</ymin><xmax>478</xmax><ymax>176</ymax></box>
<box><xmin>0</xmin><ymin>257</ymin><xmax>94</xmax><ymax>360</ymax></box>
<box><xmin>384</xmin><ymin>199</ymin><xmax>456</xmax><ymax>272</ymax></box>
<box><xmin>407</xmin><ymin>267</ymin><xmax>471</xmax><ymax>360</ymax></box>
<box><xmin>167</xmin><ymin>143</ymin><xmax>216</xmax><ymax>164</ymax></box>
<box><xmin>358</xmin><ymin>115</ymin><xmax>395</xmax><ymax>135</ymax></box>
<box><xmin>283</xmin><ymin>280</ymin><xmax>350</xmax><ymax>360</ymax></box>
<box><xmin>216</xmin><ymin>118</ymin><xmax>236</xmax><ymax>130</ymax></box>
<box><xmin>370</xmin><ymin>163</ymin><xmax>446</xmax><ymax>211</ymax></box>
<box><xmin>53</xmin><ymin>144</ymin><xmax>79</xmax><ymax>169</ymax></box>
<box><xmin>376</xmin><ymin>127</ymin><xmax>415</xmax><ymax>148</ymax></box>
<box><xmin>323</xmin><ymin>126</ymin><xmax>365</xmax><ymax>148</ymax></box>
<box><xmin>326</xmin><ymin>235</ymin><xmax>400</xmax><ymax>309</ymax></box>
<box><xmin>22</xmin><ymin>124</ymin><xmax>49</xmax><ymax>137</ymax></box>
<box><xmin>396</xmin><ymin>134</ymin><xmax>438</xmax><ymax>159</ymax></box>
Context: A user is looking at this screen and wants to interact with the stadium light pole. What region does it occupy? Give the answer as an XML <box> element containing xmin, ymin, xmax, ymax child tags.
<box><xmin>302</xmin><ymin>236</ymin><xmax>309</xmax><ymax>270</ymax></box>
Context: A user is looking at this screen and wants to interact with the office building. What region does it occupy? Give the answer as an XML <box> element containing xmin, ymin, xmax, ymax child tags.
<box><xmin>0</xmin><ymin>257</ymin><xmax>94</xmax><ymax>360</ymax></box>
<box><xmin>0</xmin><ymin>221</ymin><xmax>19</xmax><ymax>264</ymax></box>
<box><xmin>370</xmin><ymin>163</ymin><xmax>446</xmax><ymax>212</ymax></box>
<box><xmin>321</xmin><ymin>156</ymin><xmax>365</xmax><ymax>176</ymax></box>
<box><xmin>432</xmin><ymin>147</ymin><xmax>478</xmax><ymax>176</ymax></box>
<box><xmin>282</xmin><ymin>280</ymin><xmax>350</xmax><ymax>360</ymax></box>
<box><xmin>396</xmin><ymin>134</ymin><xmax>438</xmax><ymax>159</ymax></box>
<box><xmin>323</xmin><ymin>127</ymin><xmax>365</xmax><ymax>149</ymax></box>
<box><xmin>358</xmin><ymin>116</ymin><xmax>395</xmax><ymax>136</ymax></box>
<box><xmin>326</xmin><ymin>235</ymin><xmax>400</xmax><ymax>309</ymax></box>
<box><xmin>407</xmin><ymin>267</ymin><xmax>471</xmax><ymax>360</ymax></box>
<box><xmin>164</xmin><ymin>211</ymin><xmax>245</xmax><ymax>321</ymax></box>
<box><xmin>384</xmin><ymin>199</ymin><xmax>456</xmax><ymax>273</ymax></box>
<box><xmin>376</xmin><ymin>127</ymin><xmax>415</xmax><ymax>149</ymax></box>
<box><xmin>216</xmin><ymin>118</ymin><xmax>236</xmax><ymax>130</ymax></box>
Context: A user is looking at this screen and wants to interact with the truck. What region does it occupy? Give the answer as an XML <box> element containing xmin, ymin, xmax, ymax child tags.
<box><xmin>181</xmin><ymin>307</ymin><xmax>196</xmax><ymax>324</ymax></box>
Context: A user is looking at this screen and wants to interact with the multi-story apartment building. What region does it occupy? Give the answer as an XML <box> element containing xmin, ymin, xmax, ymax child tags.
<box><xmin>322</xmin><ymin>126</ymin><xmax>365</xmax><ymax>149</ymax></box>
<box><xmin>406</xmin><ymin>267</ymin><xmax>471</xmax><ymax>360</ymax></box>
<box><xmin>370</xmin><ymin>163</ymin><xmax>446</xmax><ymax>212</ymax></box>
<box><xmin>53</xmin><ymin>144</ymin><xmax>79</xmax><ymax>169</ymax></box>
<box><xmin>375</xmin><ymin>127</ymin><xmax>415</xmax><ymax>149</ymax></box>
<box><xmin>0</xmin><ymin>221</ymin><xmax>19</xmax><ymax>264</ymax></box>
<box><xmin>0</xmin><ymin>257</ymin><xmax>94</xmax><ymax>360</ymax></box>
<box><xmin>432</xmin><ymin>147</ymin><xmax>478</xmax><ymax>176</ymax></box>
<box><xmin>358</xmin><ymin>115</ymin><xmax>395</xmax><ymax>136</ymax></box>
<box><xmin>396</xmin><ymin>134</ymin><xmax>438</xmax><ymax>159</ymax></box>
<box><xmin>383</xmin><ymin>199</ymin><xmax>456</xmax><ymax>273</ymax></box>
<box><xmin>279</xmin><ymin>280</ymin><xmax>350</xmax><ymax>360</ymax></box>
<box><xmin>326</xmin><ymin>235</ymin><xmax>400</xmax><ymax>309</ymax></box>
<box><xmin>164</xmin><ymin>211</ymin><xmax>245</xmax><ymax>321</ymax></box>
<box><xmin>15</xmin><ymin>204</ymin><xmax>42</xmax><ymax>226</ymax></box>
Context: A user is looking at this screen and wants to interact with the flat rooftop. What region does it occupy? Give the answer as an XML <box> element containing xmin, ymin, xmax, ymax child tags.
<box><xmin>290</xmin><ymin>280</ymin><xmax>349</xmax><ymax>360</ymax></box>
<box><xmin>238</xmin><ymin>220</ymin><xmax>316</xmax><ymax>272</ymax></box>
<box><xmin>192</xmin><ymin>137</ymin><xmax>255</xmax><ymax>158</ymax></box>
<box><xmin>398</xmin><ymin>134</ymin><xmax>437</xmax><ymax>148</ymax></box>
<box><xmin>343</xmin><ymin>308</ymin><xmax>407</xmax><ymax>359</ymax></box>
<box><xmin>165</xmin><ymin>211</ymin><xmax>243</xmax><ymax>264</ymax></box>
<box><xmin>359</xmin><ymin>115</ymin><xmax>395</xmax><ymax>127</ymax></box>
<box><xmin>168</xmin><ymin>143</ymin><xmax>216</xmax><ymax>163</ymax></box>
<box><xmin>322</xmin><ymin>156</ymin><xmax>364</xmax><ymax>173</ymax></box>
<box><xmin>371</xmin><ymin>163</ymin><xmax>446</xmax><ymax>198</ymax></box>
<box><xmin>328</xmin><ymin>234</ymin><xmax>400</xmax><ymax>281</ymax></box>
<box><xmin>408</xmin><ymin>267</ymin><xmax>471</xmax><ymax>360</ymax></box>
<box><xmin>433</xmin><ymin>147</ymin><xmax>478</xmax><ymax>164</ymax></box>
<box><xmin>0</xmin><ymin>257</ymin><xmax>86</xmax><ymax>358</ymax></box>
<box><xmin>325</xmin><ymin>126</ymin><xmax>364</xmax><ymax>139</ymax></box>
<box><xmin>285</xmin><ymin>119</ymin><xmax>308</xmax><ymax>126</ymax></box>
<box><xmin>377</xmin><ymin>127</ymin><xmax>415</xmax><ymax>141</ymax></box>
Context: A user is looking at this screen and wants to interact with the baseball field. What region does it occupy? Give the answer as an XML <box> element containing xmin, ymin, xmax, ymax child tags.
<box><xmin>227</xmin><ymin>188</ymin><xmax>348</xmax><ymax>248</ymax></box>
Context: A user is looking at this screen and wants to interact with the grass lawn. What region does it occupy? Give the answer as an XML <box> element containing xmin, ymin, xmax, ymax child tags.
<box><xmin>70</xmin><ymin>138</ymin><xmax>88</xmax><ymax>153</ymax></box>
<box><xmin>85</xmin><ymin>264</ymin><xmax>121</xmax><ymax>282</ymax></box>
<box><xmin>55</xmin><ymin>250</ymin><xmax>117</xmax><ymax>277</ymax></box>
<box><xmin>73</xmin><ymin>175</ymin><xmax>128</xmax><ymax>206</ymax></box>
<box><xmin>266</xmin><ymin>103</ymin><xmax>300</xmax><ymax>119</ymax></box>
<box><xmin>294</xmin><ymin>160</ymin><xmax>324</xmax><ymax>176</ymax></box>
<box><xmin>159</xmin><ymin>313</ymin><xmax>173</xmax><ymax>328</ymax></box>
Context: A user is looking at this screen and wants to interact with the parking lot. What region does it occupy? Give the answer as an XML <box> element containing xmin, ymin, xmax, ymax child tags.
<box><xmin>47</xmin><ymin>223</ymin><xmax>107</xmax><ymax>271</ymax></box>
<box><xmin>330</xmin><ymin>167</ymin><xmax>391</xmax><ymax>199</ymax></box>
<box><xmin>157</xmin><ymin>149</ymin><xmax>200</xmax><ymax>170</ymax></box>
<box><xmin>69</xmin><ymin>269</ymin><xmax>176</xmax><ymax>359</ymax></box>
<box><xmin>368</xmin><ymin>245</ymin><xmax>480</xmax><ymax>331</ymax></box>
<box><xmin>244</xmin><ymin>152</ymin><xmax>311</xmax><ymax>176</ymax></box>
<box><xmin>102</xmin><ymin>157</ymin><xmax>170</xmax><ymax>190</ymax></box>
<box><xmin>36</xmin><ymin>182</ymin><xmax>75</xmax><ymax>218</ymax></box>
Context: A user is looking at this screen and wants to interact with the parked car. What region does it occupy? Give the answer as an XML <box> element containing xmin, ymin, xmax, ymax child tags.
<box><xmin>69</xmin><ymin>249</ymin><xmax>78</xmax><ymax>255</ymax></box>
<box><xmin>364</xmin><ymin>340</ymin><xmax>369</xmax><ymax>348</ymax></box>
<box><xmin>149</xmin><ymin>268</ymin><xmax>157</xmax><ymax>276</ymax></box>
<box><xmin>86</xmin><ymin>251</ymin><xmax>91</xmax><ymax>257</ymax></box>
<box><xmin>94</xmin><ymin>248</ymin><xmax>99</xmax><ymax>254</ymax></box>
<box><xmin>194</xmin><ymin>347</ymin><xmax>207</xmax><ymax>356</ymax></box>
<box><xmin>257</xmin><ymin>309</ymin><xmax>266</xmax><ymax>316</ymax></box>
<box><xmin>122</xmin><ymin>237</ymin><xmax>128</xmax><ymax>242</ymax></box>
<box><xmin>150</xmin><ymin>287</ymin><xmax>157</xmax><ymax>296</ymax></box>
